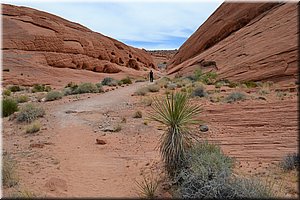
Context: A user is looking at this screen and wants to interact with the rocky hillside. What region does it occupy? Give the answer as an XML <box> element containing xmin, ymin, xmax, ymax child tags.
<box><xmin>2</xmin><ymin>4</ymin><xmax>155</xmax><ymax>86</ymax></box>
<box><xmin>167</xmin><ymin>3</ymin><xmax>298</xmax><ymax>83</ymax></box>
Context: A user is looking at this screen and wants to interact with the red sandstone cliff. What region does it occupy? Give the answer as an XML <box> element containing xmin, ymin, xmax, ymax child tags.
<box><xmin>2</xmin><ymin>4</ymin><xmax>156</xmax><ymax>86</ymax></box>
<box><xmin>167</xmin><ymin>3</ymin><xmax>298</xmax><ymax>83</ymax></box>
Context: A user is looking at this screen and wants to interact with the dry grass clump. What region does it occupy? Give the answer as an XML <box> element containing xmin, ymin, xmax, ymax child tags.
<box><xmin>147</xmin><ymin>84</ymin><xmax>160</xmax><ymax>92</ymax></box>
<box><xmin>2</xmin><ymin>153</ymin><xmax>18</xmax><ymax>188</ymax></box>
<box><xmin>135</xmin><ymin>87</ymin><xmax>149</xmax><ymax>96</ymax></box>
<box><xmin>142</xmin><ymin>97</ymin><xmax>153</xmax><ymax>106</ymax></box>
<box><xmin>16</xmin><ymin>103</ymin><xmax>45</xmax><ymax>123</ymax></box>
<box><xmin>25</xmin><ymin>121</ymin><xmax>41</xmax><ymax>134</ymax></box>
<box><xmin>3</xmin><ymin>89</ymin><xmax>11</xmax><ymax>96</ymax></box>
<box><xmin>101</xmin><ymin>77</ymin><xmax>118</xmax><ymax>86</ymax></box>
<box><xmin>225</xmin><ymin>92</ymin><xmax>246</xmax><ymax>103</ymax></box>
<box><xmin>280</xmin><ymin>153</ymin><xmax>299</xmax><ymax>171</ymax></box>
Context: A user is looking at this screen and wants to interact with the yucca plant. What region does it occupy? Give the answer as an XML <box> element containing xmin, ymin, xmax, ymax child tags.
<box><xmin>149</xmin><ymin>92</ymin><xmax>201</xmax><ymax>177</ymax></box>
<box><xmin>135</xmin><ymin>174</ymin><xmax>159</xmax><ymax>199</ymax></box>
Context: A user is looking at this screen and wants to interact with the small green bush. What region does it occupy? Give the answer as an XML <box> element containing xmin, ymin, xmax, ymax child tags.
<box><xmin>45</xmin><ymin>91</ymin><xmax>63</xmax><ymax>101</ymax></box>
<box><xmin>3</xmin><ymin>89</ymin><xmax>11</xmax><ymax>96</ymax></box>
<box><xmin>2</xmin><ymin>98</ymin><xmax>18</xmax><ymax>117</ymax></box>
<box><xmin>8</xmin><ymin>85</ymin><xmax>22</xmax><ymax>92</ymax></box>
<box><xmin>73</xmin><ymin>83</ymin><xmax>99</xmax><ymax>94</ymax></box>
<box><xmin>62</xmin><ymin>87</ymin><xmax>73</xmax><ymax>96</ymax></box>
<box><xmin>280</xmin><ymin>153</ymin><xmax>299</xmax><ymax>171</ymax></box>
<box><xmin>31</xmin><ymin>84</ymin><xmax>45</xmax><ymax>93</ymax></box>
<box><xmin>225</xmin><ymin>92</ymin><xmax>246</xmax><ymax>103</ymax></box>
<box><xmin>2</xmin><ymin>153</ymin><xmax>18</xmax><ymax>188</ymax></box>
<box><xmin>192</xmin><ymin>86</ymin><xmax>207</xmax><ymax>98</ymax></box>
<box><xmin>65</xmin><ymin>82</ymin><xmax>78</xmax><ymax>90</ymax></box>
<box><xmin>101</xmin><ymin>77</ymin><xmax>118</xmax><ymax>86</ymax></box>
<box><xmin>133</xmin><ymin>110</ymin><xmax>142</xmax><ymax>118</ymax></box>
<box><xmin>120</xmin><ymin>77</ymin><xmax>132</xmax><ymax>84</ymax></box>
<box><xmin>25</xmin><ymin>121</ymin><xmax>41</xmax><ymax>134</ymax></box>
<box><xmin>147</xmin><ymin>84</ymin><xmax>160</xmax><ymax>92</ymax></box>
<box><xmin>17</xmin><ymin>103</ymin><xmax>45</xmax><ymax>123</ymax></box>
<box><xmin>135</xmin><ymin>87</ymin><xmax>149</xmax><ymax>96</ymax></box>
<box><xmin>228</xmin><ymin>82</ymin><xmax>238</xmax><ymax>88</ymax></box>
<box><xmin>16</xmin><ymin>95</ymin><xmax>29</xmax><ymax>103</ymax></box>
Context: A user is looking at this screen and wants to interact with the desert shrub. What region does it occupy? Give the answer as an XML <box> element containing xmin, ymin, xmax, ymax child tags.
<box><xmin>156</xmin><ymin>77</ymin><xmax>170</xmax><ymax>88</ymax></box>
<box><xmin>147</xmin><ymin>84</ymin><xmax>160</xmax><ymax>92</ymax></box>
<box><xmin>16</xmin><ymin>103</ymin><xmax>45</xmax><ymax>123</ymax></box>
<box><xmin>120</xmin><ymin>77</ymin><xmax>132</xmax><ymax>84</ymax></box>
<box><xmin>276</xmin><ymin>91</ymin><xmax>287</xmax><ymax>100</ymax></box>
<box><xmin>225</xmin><ymin>92</ymin><xmax>246</xmax><ymax>103</ymax></box>
<box><xmin>2</xmin><ymin>98</ymin><xmax>18</xmax><ymax>117</ymax></box>
<box><xmin>101</xmin><ymin>77</ymin><xmax>117</xmax><ymax>86</ymax></box>
<box><xmin>142</xmin><ymin>97</ymin><xmax>153</xmax><ymax>106</ymax></box>
<box><xmin>280</xmin><ymin>153</ymin><xmax>299</xmax><ymax>171</ymax></box>
<box><xmin>135</xmin><ymin>87</ymin><xmax>149</xmax><ymax>96</ymax></box>
<box><xmin>242</xmin><ymin>81</ymin><xmax>258</xmax><ymax>88</ymax></box>
<box><xmin>45</xmin><ymin>91</ymin><xmax>63</xmax><ymax>101</ymax></box>
<box><xmin>73</xmin><ymin>83</ymin><xmax>99</xmax><ymax>94</ymax></box>
<box><xmin>167</xmin><ymin>83</ymin><xmax>177</xmax><ymax>90</ymax></box>
<box><xmin>44</xmin><ymin>85</ymin><xmax>52</xmax><ymax>92</ymax></box>
<box><xmin>228</xmin><ymin>82</ymin><xmax>238</xmax><ymax>88</ymax></box>
<box><xmin>95</xmin><ymin>83</ymin><xmax>104</xmax><ymax>92</ymax></box>
<box><xmin>62</xmin><ymin>87</ymin><xmax>73</xmax><ymax>96</ymax></box>
<box><xmin>181</xmin><ymin>88</ymin><xmax>187</xmax><ymax>93</ymax></box>
<box><xmin>133</xmin><ymin>110</ymin><xmax>142</xmax><ymax>118</ymax></box>
<box><xmin>201</xmin><ymin>71</ymin><xmax>218</xmax><ymax>85</ymax></box>
<box><xmin>3</xmin><ymin>89</ymin><xmax>11</xmax><ymax>96</ymax></box>
<box><xmin>135</xmin><ymin>174</ymin><xmax>159</xmax><ymax>198</ymax></box>
<box><xmin>8</xmin><ymin>85</ymin><xmax>22</xmax><ymax>92</ymax></box>
<box><xmin>31</xmin><ymin>84</ymin><xmax>45</xmax><ymax>93</ymax></box>
<box><xmin>16</xmin><ymin>95</ymin><xmax>29</xmax><ymax>103</ymax></box>
<box><xmin>149</xmin><ymin>92</ymin><xmax>201</xmax><ymax>177</ymax></box>
<box><xmin>192</xmin><ymin>86</ymin><xmax>207</xmax><ymax>98</ymax></box>
<box><xmin>257</xmin><ymin>88</ymin><xmax>270</xmax><ymax>95</ymax></box>
<box><xmin>25</xmin><ymin>121</ymin><xmax>41</xmax><ymax>134</ymax></box>
<box><xmin>65</xmin><ymin>82</ymin><xmax>78</xmax><ymax>90</ymax></box>
<box><xmin>176</xmin><ymin>142</ymin><xmax>273</xmax><ymax>199</ymax></box>
<box><xmin>2</xmin><ymin>153</ymin><xmax>18</xmax><ymax>187</ymax></box>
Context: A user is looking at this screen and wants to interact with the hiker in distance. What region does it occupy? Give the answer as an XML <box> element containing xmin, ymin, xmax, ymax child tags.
<box><xmin>149</xmin><ymin>70</ymin><xmax>154</xmax><ymax>82</ymax></box>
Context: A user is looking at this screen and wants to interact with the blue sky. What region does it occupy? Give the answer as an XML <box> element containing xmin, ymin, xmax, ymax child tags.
<box><xmin>2</xmin><ymin>1</ymin><xmax>223</xmax><ymax>50</ymax></box>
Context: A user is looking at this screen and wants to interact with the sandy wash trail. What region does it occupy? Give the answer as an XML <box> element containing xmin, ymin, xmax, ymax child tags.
<box><xmin>41</xmin><ymin>82</ymin><xmax>163</xmax><ymax>197</ymax></box>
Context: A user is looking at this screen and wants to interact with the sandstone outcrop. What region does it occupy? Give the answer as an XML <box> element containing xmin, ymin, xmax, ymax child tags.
<box><xmin>2</xmin><ymin>4</ymin><xmax>155</xmax><ymax>84</ymax></box>
<box><xmin>167</xmin><ymin>3</ymin><xmax>298</xmax><ymax>83</ymax></box>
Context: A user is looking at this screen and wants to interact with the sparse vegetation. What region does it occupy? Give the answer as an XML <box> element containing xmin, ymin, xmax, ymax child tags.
<box><xmin>280</xmin><ymin>153</ymin><xmax>299</xmax><ymax>171</ymax></box>
<box><xmin>10</xmin><ymin>190</ymin><xmax>37</xmax><ymax>198</ymax></box>
<box><xmin>135</xmin><ymin>174</ymin><xmax>159</xmax><ymax>198</ymax></box>
<box><xmin>45</xmin><ymin>91</ymin><xmax>63</xmax><ymax>101</ymax></box>
<box><xmin>73</xmin><ymin>83</ymin><xmax>99</xmax><ymax>94</ymax></box>
<box><xmin>3</xmin><ymin>89</ymin><xmax>11</xmax><ymax>96</ymax></box>
<box><xmin>149</xmin><ymin>92</ymin><xmax>201</xmax><ymax>177</ymax></box>
<box><xmin>192</xmin><ymin>86</ymin><xmax>207</xmax><ymax>98</ymax></box>
<box><xmin>31</xmin><ymin>84</ymin><xmax>45</xmax><ymax>93</ymax></box>
<box><xmin>16</xmin><ymin>95</ymin><xmax>29</xmax><ymax>103</ymax></box>
<box><xmin>147</xmin><ymin>84</ymin><xmax>160</xmax><ymax>92</ymax></box>
<box><xmin>2</xmin><ymin>98</ymin><xmax>18</xmax><ymax>117</ymax></box>
<box><xmin>176</xmin><ymin>141</ymin><xmax>275</xmax><ymax>199</ymax></box>
<box><xmin>225</xmin><ymin>92</ymin><xmax>246</xmax><ymax>103</ymax></box>
<box><xmin>133</xmin><ymin>110</ymin><xmax>143</xmax><ymax>118</ymax></box>
<box><xmin>8</xmin><ymin>85</ymin><xmax>22</xmax><ymax>92</ymax></box>
<box><xmin>135</xmin><ymin>87</ymin><xmax>149</xmax><ymax>96</ymax></box>
<box><xmin>25</xmin><ymin>121</ymin><xmax>41</xmax><ymax>134</ymax></box>
<box><xmin>242</xmin><ymin>81</ymin><xmax>258</xmax><ymax>88</ymax></box>
<box><xmin>101</xmin><ymin>77</ymin><xmax>118</xmax><ymax>86</ymax></box>
<box><xmin>95</xmin><ymin>83</ymin><xmax>104</xmax><ymax>92</ymax></box>
<box><xmin>2</xmin><ymin>153</ymin><xmax>18</xmax><ymax>188</ymax></box>
<box><xmin>119</xmin><ymin>77</ymin><xmax>132</xmax><ymax>85</ymax></box>
<box><xmin>17</xmin><ymin>103</ymin><xmax>45</xmax><ymax>123</ymax></box>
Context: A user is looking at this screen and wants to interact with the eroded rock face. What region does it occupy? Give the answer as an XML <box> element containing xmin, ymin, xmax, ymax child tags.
<box><xmin>2</xmin><ymin>4</ymin><xmax>155</xmax><ymax>76</ymax></box>
<box><xmin>167</xmin><ymin>3</ymin><xmax>298</xmax><ymax>83</ymax></box>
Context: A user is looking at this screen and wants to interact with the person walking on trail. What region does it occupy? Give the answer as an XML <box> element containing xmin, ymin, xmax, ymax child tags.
<box><xmin>149</xmin><ymin>70</ymin><xmax>154</xmax><ymax>82</ymax></box>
